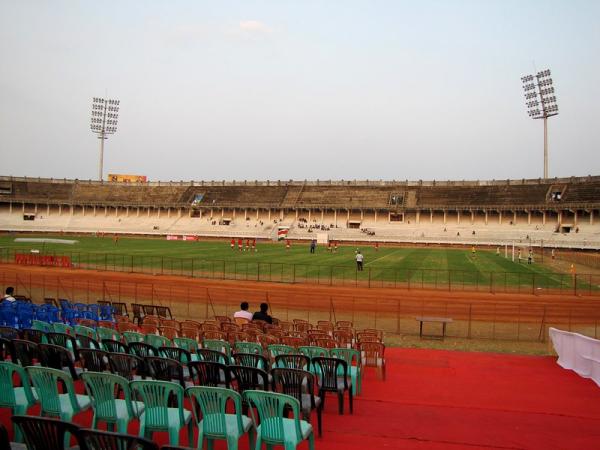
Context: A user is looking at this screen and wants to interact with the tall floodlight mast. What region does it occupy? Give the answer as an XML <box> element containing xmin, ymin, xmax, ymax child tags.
<box><xmin>521</xmin><ymin>69</ymin><xmax>559</xmax><ymax>179</ymax></box>
<box><xmin>90</xmin><ymin>97</ymin><xmax>120</xmax><ymax>181</ymax></box>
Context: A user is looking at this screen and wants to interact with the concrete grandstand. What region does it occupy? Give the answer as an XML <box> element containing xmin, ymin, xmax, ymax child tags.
<box><xmin>0</xmin><ymin>175</ymin><xmax>599</xmax><ymax>249</ymax></box>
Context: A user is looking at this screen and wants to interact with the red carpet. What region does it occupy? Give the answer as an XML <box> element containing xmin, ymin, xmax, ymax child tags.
<box><xmin>3</xmin><ymin>348</ymin><xmax>600</xmax><ymax>449</ymax></box>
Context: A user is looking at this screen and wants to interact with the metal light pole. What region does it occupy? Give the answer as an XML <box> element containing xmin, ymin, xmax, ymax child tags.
<box><xmin>521</xmin><ymin>69</ymin><xmax>559</xmax><ymax>179</ymax></box>
<box><xmin>90</xmin><ymin>97</ymin><xmax>120</xmax><ymax>181</ymax></box>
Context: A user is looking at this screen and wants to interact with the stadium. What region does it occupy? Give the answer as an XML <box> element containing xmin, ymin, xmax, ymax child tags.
<box><xmin>2</xmin><ymin>2</ymin><xmax>600</xmax><ymax>450</ymax></box>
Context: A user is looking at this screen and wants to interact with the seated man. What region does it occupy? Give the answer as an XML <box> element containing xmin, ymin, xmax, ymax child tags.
<box><xmin>1</xmin><ymin>287</ymin><xmax>16</xmax><ymax>303</ymax></box>
<box><xmin>233</xmin><ymin>301</ymin><xmax>253</xmax><ymax>322</ymax></box>
<box><xmin>252</xmin><ymin>302</ymin><xmax>273</xmax><ymax>324</ymax></box>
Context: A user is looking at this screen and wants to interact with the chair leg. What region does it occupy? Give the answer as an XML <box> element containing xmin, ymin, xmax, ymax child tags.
<box><xmin>308</xmin><ymin>430</ymin><xmax>316</xmax><ymax>450</ymax></box>
<box><xmin>348</xmin><ymin>387</ymin><xmax>353</xmax><ymax>414</ymax></box>
<box><xmin>337</xmin><ymin>391</ymin><xmax>344</xmax><ymax>415</ymax></box>
<box><xmin>248</xmin><ymin>426</ymin><xmax>256</xmax><ymax>449</ymax></box>
<box><xmin>317</xmin><ymin>405</ymin><xmax>322</xmax><ymax>437</ymax></box>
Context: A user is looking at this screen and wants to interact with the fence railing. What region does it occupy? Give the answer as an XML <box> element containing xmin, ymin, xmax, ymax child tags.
<box><xmin>1</xmin><ymin>247</ymin><xmax>597</xmax><ymax>295</ymax></box>
<box><xmin>1</xmin><ymin>268</ymin><xmax>599</xmax><ymax>342</ymax></box>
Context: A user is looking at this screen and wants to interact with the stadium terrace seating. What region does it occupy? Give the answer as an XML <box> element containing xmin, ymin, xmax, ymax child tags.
<box><xmin>1</xmin><ymin>176</ymin><xmax>599</xmax><ymax>247</ymax></box>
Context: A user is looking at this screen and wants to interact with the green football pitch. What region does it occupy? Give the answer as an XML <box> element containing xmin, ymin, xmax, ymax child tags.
<box><xmin>0</xmin><ymin>233</ymin><xmax>578</xmax><ymax>290</ymax></box>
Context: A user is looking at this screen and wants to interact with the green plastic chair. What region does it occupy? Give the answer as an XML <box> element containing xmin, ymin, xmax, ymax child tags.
<box><xmin>234</xmin><ymin>341</ymin><xmax>263</xmax><ymax>355</ymax></box>
<box><xmin>32</xmin><ymin>319</ymin><xmax>53</xmax><ymax>333</ymax></box>
<box><xmin>330</xmin><ymin>348</ymin><xmax>362</xmax><ymax>395</ymax></box>
<box><xmin>27</xmin><ymin>365</ymin><xmax>91</xmax><ymax>447</ymax></box>
<box><xmin>53</xmin><ymin>322</ymin><xmax>74</xmax><ymax>335</ymax></box>
<box><xmin>81</xmin><ymin>371</ymin><xmax>145</xmax><ymax>433</ymax></box>
<box><xmin>267</xmin><ymin>344</ymin><xmax>295</xmax><ymax>359</ymax></box>
<box><xmin>187</xmin><ymin>386</ymin><xmax>255</xmax><ymax>450</ymax></box>
<box><xmin>0</xmin><ymin>362</ymin><xmax>38</xmax><ymax>442</ymax></box>
<box><xmin>97</xmin><ymin>326</ymin><xmax>120</xmax><ymax>342</ymax></box>
<box><xmin>173</xmin><ymin>337</ymin><xmax>199</xmax><ymax>354</ymax></box>
<box><xmin>74</xmin><ymin>325</ymin><xmax>96</xmax><ymax>338</ymax></box>
<box><xmin>131</xmin><ymin>379</ymin><xmax>193</xmax><ymax>446</ymax></box>
<box><xmin>204</xmin><ymin>339</ymin><xmax>232</xmax><ymax>358</ymax></box>
<box><xmin>243</xmin><ymin>390</ymin><xmax>315</xmax><ymax>450</ymax></box>
<box><xmin>123</xmin><ymin>331</ymin><xmax>145</xmax><ymax>344</ymax></box>
<box><xmin>298</xmin><ymin>346</ymin><xmax>329</xmax><ymax>373</ymax></box>
<box><xmin>145</xmin><ymin>334</ymin><xmax>171</xmax><ymax>349</ymax></box>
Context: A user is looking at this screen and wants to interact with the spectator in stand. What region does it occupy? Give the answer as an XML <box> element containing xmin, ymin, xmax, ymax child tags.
<box><xmin>234</xmin><ymin>301</ymin><xmax>254</xmax><ymax>321</ymax></box>
<box><xmin>2</xmin><ymin>287</ymin><xmax>16</xmax><ymax>303</ymax></box>
<box><xmin>252</xmin><ymin>302</ymin><xmax>273</xmax><ymax>324</ymax></box>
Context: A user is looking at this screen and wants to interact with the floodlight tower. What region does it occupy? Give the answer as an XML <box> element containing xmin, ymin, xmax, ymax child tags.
<box><xmin>521</xmin><ymin>69</ymin><xmax>559</xmax><ymax>179</ymax></box>
<box><xmin>90</xmin><ymin>97</ymin><xmax>120</xmax><ymax>181</ymax></box>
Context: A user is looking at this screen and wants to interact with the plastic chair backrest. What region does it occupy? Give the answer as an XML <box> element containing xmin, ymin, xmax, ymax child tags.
<box><xmin>37</xmin><ymin>343</ymin><xmax>78</xmax><ymax>379</ymax></box>
<box><xmin>275</xmin><ymin>354</ymin><xmax>310</xmax><ymax>370</ymax></box>
<box><xmin>227</xmin><ymin>365</ymin><xmax>269</xmax><ymax>394</ymax></box>
<box><xmin>146</xmin><ymin>333</ymin><xmax>171</xmax><ymax>348</ymax></box>
<box><xmin>97</xmin><ymin>326</ymin><xmax>120</xmax><ymax>342</ymax></box>
<box><xmin>79</xmin><ymin>348</ymin><xmax>109</xmax><ymax>372</ymax></box>
<box><xmin>271</xmin><ymin>367</ymin><xmax>316</xmax><ymax>407</ymax></box>
<box><xmin>131</xmin><ymin>380</ymin><xmax>184</xmax><ymax>428</ymax></box>
<box><xmin>0</xmin><ymin>361</ymin><xmax>36</xmax><ymax>408</ymax></box>
<box><xmin>123</xmin><ymin>331</ymin><xmax>145</xmax><ymax>344</ymax></box>
<box><xmin>198</xmin><ymin>348</ymin><xmax>229</xmax><ymax>364</ymax></box>
<box><xmin>27</xmin><ymin>366</ymin><xmax>79</xmax><ymax>416</ymax></box>
<box><xmin>298</xmin><ymin>345</ymin><xmax>329</xmax><ymax>359</ymax></box>
<box><xmin>12</xmin><ymin>415</ymin><xmax>82</xmax><ymax>450</ymax></box>
<box><xmin>330</xmin><ymin>348</ymin><xmax>361</xmax><ymax>368</ymax></box>
<box><xmin>81</xmin><ymin>371</ymin><xmax>135</xmax><ymax>421</ymax></box>
<box><xmin>268</xmin><ymin>344</ymin><xmax>295</xmax><ymax>358</ymax></box>
<box><xmin>76</xmin><ymin>334</ymin><xmax>101</xmax><ymax>350</ymax></box>
<box><xmin>186</xmin><ymin>386</ymin><xmax>244</xmax><ymax>437</ymax></box>
<box><xmin>77</xmin><ymin>427</ymin><xmax>159</xmax><ymax>450</ymax></box>
<box><xmin>32</xmin><ymin>319</ymin><xmax>53</xmax><ymax>333</ymax></box>
<box><xmin>233</xmin><ymin>352</ymin><xmax>269</xmax><ymax>370</ymax></box>
<box><xmin>173</xmin><ymin>337</ymin><xmax>199</xmax><ymax>353</ymax></box>
<box><xmin>0</xmin><ymin>326</ymin><xmax>19</xmax><ymax>339</ymax></box>
<box><xmin>129</xmin><ymin>341</ymin><xmax>158</xmax><ymax>358</ymax></box>
<box><xmin>159</xmin><ymin>346</ymin><xmax>191</xmax><ymax>364</ymax></box>
<box><xmin>312</xmin><ymin>357</ymin><xmax>348</xmax><ymax>390</ymax></box>
<box><xmin>107</xmin><ymin>352</ymin><xmax>143</xmax><ymax>380</ymax></box>
<box><xmin>203</xmin><ymin>339</ymin><xmax>231</xmax><ymax>357</ymax></box>
<box><xmin>102</xmin><ymin>338</ymin><xmax>129</xmax><ymax>354</ymax></box>
<box><xmin>234</xmin><ymin>341</ymin><xmax>262</xmax><ymax>355</ymax></box>
<box><xmin>244</xmin><ymin>390</ymin><xmax>303</xmax><ymax>443</ymax></box>
<box><xmin>145</xmin><ymin>356</ymin><xmax>185</xmax><ymax>386</ymax></box>
<box><xmin>74</xmin><ymin>325</ymin><xmax>96</xmax><ymax>339</ymax></box>
<box><xmin>189</xmin><ymin>361</ymin><xmax>229</xmax><ymax>387</ymax></box>
<box><xmin>10</xmin><ymin>339</ymin><xmax>39</xmax><ymax>366</ymax></box>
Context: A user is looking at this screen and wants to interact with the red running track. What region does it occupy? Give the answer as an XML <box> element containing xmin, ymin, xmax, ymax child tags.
<box><xmin>2</xmin><ymin>348</ymin><xmax>600</xmax><ymax>449</ymax></box>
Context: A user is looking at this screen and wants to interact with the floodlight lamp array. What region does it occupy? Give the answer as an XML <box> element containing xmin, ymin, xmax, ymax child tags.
<box><xmin>521</xmin><ymin>68</ymin><xmax>558</xmax><ymax>119</ymax></box>
<box><xmin>90</xmin><ymin>97</ymin><xmax>120</xmax><ymax>135</ymax></box>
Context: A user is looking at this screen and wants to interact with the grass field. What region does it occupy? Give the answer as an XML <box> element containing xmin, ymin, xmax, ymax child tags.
<box><xmin>0</xmin><ymin>233</ymin><xmax>587</xmax><ymax>292</ymax></box>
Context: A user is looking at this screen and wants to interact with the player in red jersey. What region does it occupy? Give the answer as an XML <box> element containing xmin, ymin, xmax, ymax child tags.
<box><xmin>231</xmin><ymin>238</ymin><xmax>235</xmax><ymax>250</ymax></box>
<box><xmin>252</xmin><ymin>239</ymin><xmax>257</xmax><ymax>252</ymax></box>
<box><xmin>286</xmin><ymin>239</ymin><xmax>291</xmax><ymax>250</ymax></box>
<box><xmin>238</xmin><ymin>238</ymin><xmax>243</xmax><ymax>251</ymax></box>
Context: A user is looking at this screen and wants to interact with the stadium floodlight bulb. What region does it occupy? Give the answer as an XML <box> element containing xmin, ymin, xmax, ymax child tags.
<box><xmin>520</xmin><ymin>68</ymin><xmax>559</xmax><ymax>179</ymax></box>
<box><xmin>90</xmin><ymin>96</ymin><xmax>121</xmax><ymax>181</ymax></box>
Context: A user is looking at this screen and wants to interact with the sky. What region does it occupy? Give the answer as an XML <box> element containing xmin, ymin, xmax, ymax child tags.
<box><xmin>1</xmin><ymin>0</ymin><xmax>599</xmax><ymax>182</ymax></box>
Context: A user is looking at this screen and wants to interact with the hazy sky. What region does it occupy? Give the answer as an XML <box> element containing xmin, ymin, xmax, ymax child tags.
<box><xmin>1</xmin><ymin>1</ymin><xmax>599</xmax><ymax>182</ymax></box>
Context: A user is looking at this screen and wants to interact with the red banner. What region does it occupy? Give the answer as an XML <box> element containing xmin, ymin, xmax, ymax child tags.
<box><xmin>15</xmin><ymin>253</ymin><xmax>72</xmax><ymax>267</ymax></box>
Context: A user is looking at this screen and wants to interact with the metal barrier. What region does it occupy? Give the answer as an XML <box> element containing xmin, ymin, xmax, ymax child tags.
<box><xmin>1</xmin><ymin>268</ymin><xmax>599</xmax><ymax>343</ymax></box>
<box><xmin>0</xmin><ymin>247</ymin><xmax>597</xmax><ymax>295</ymax></box>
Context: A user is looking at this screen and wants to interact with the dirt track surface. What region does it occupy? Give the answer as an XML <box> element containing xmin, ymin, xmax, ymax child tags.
<box><xmin>3</xmin><ymin>263</ymin><xmax>600</xmax><ymax>333</ymax></box>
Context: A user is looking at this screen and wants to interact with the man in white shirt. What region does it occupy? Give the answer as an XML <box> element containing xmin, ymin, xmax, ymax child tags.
<box><xmin>2</xmin><ymin>286</ymin><xmax>16</xmax><ymax>303</ymax></box>
<box><xmin>233</xmin><ymin>301</ymin><xmax>253</xmax><ymax>321</ymax></box>
<box><xmin>356</xmin><ymin>251</ymin><xmax>364</xmax><ymax>271</ymax></box>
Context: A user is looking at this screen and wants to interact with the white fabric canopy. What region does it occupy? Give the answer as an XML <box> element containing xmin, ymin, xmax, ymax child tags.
<box><xmin>549</xmin><ymin>327</ymin><xmax>600</xmax><ymax>387</ymax></box>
